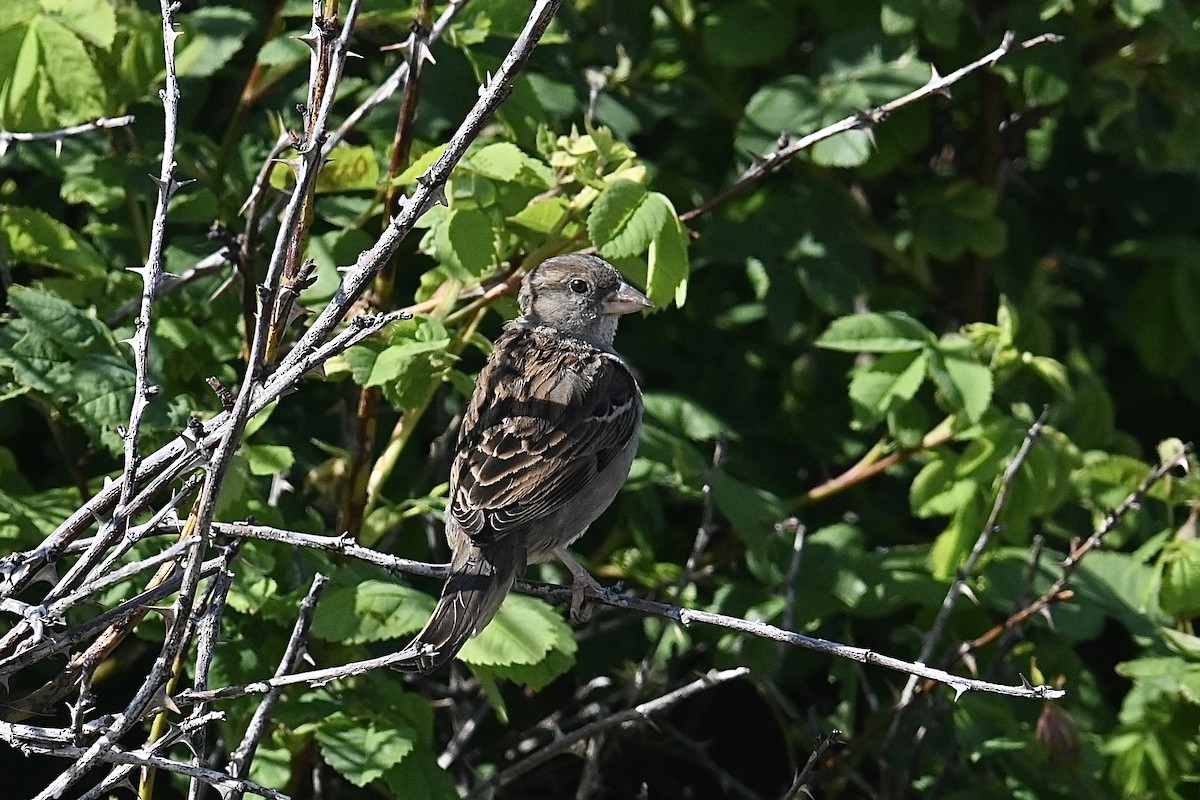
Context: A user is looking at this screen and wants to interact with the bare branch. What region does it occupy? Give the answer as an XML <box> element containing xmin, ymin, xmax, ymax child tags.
<box><xmin>166</xmin><ymin>520</ymin><xmax>1064</xmax><ymax>704</ymax></box>
<box><xmin>225</xmin><ymin>573</ymin><xmax>329</xmax><ymax>800</ymax></box>
<box><xmin>0</xmin><ymin>115</ymin><xmax>135</xmax><ymax>158</ymax></box>
<box><xmin>463</xmin><ymin>668</ymin><xmax>751</xmax><ymax>798</ymax></box>
<box><xmin>679</xmin><ymin>31</ymin><xmax>1064</xmax><ymax>224</ymax></box>
<box><xmin>894</xmin><ymin>407</ymin><xmax>1049</xmax><ymax>713</ymax></box>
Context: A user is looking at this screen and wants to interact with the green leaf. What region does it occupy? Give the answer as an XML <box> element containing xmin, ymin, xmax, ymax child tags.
<box><xmin>646</xmin><ymin>192</ymin><xmax>689</xmax><ymax>307</ymax></box>
<box><xmin>1160</xmin><ymin>538</ymin><xmax>1200</xmax><ymax>619</ymax></box>
<box><xmin>816</xmin><ymin>312</ymin><xmax>934</xmax><ymax>353</ymax></box>
<box><xmin>362</xmin><ymin>340</ymin><xmax>451</xmax><ymax>389</ymax></box>
<box><xmin>933</xmin><ymin>345</ymin><xmax>993</xmax><ymax>423</ymax></box>
<box><xmin>0</xmin><ymin>207</ymin><xmax>106</xmax><ymax>278</ymax></box>
<box><xmin>465</xmin><ymin>141</ymin><xmax>553</xmax><ymax>187</ymax></box>
<box><xmin>910</xmin><ymin>458</ymin><xmax>978</xmax><ymax>519</ymax></box>
<box><xmin>39</xmin><ymin>0</ymin><xmax>116</xmax><ymax>49</ymax></box>
<box><xmin>176</xmin><ymin>6</ymin><xmax>256</xmax><ymax>78</ymax></box>
<box><xmin>737</xmin><ymin>40</ymin><xmax>929</xmax><ymax>167</ymax></box>
<box><xmin>916</xmin><ymin>182</ymin><xmax>1007</xmax><ymax>261</ymax></box>
<box><xmin>0</xmin><ymin>12</ymin><xmax>107</xmax><ymax>130</ymax></box>
<box><xmin>459</xmin><ymin>593</ymin><xmax>565</xmax><ymax>667</ymax></box>
<box><xmin>508</xmin><ymin>196</ymin><xmax>570</xmax><ymax>234</ymax></box>
<box><xmin>243</xmin><ymin>444</ymin><xmax>294</xmax><ymax>476</ymax></box>
<box><xmin>701</xmin><ymin>0</ymin><xmax>797</xmax><ymax>68</ymax></box>
<box><xmin>713</xmin><ymin>474</ymin><xmax>790</xmax><ymax>585</ymax></box>
<box><xmin>311</xmin><ymin>580</ymin><xmax>435</xmax><ymax>644</ymax></box>
<box><xmin>588</xmin><ymin>179</ymin><xmax>669</xmax><ymax>260</ymax></box>
<box><xmin>642</xmin><ymin>392</ymin><xmax>729</xmax><ymax>442</ymax></box>
<box><xmin>427</xmin><ymin>208</ymin><xmax>496</xmax><ymax>279</ymax></box>
<box><xmin>316</xmin><ymin>714</ymin><xmax>415</xmax><ymax>788</ymax></box>
<box><xmin>848</xmin><ymin>349</ymin><xmax>927</xmax><ymax>429</ymax></box>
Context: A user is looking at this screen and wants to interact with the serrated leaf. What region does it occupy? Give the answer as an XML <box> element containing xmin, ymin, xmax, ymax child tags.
<box><xmin>588</xmin><ymin>179</ymin><xmax>669</xmax><ymax>260</ymax></box>
<box><xmin>362</xmin><ymin>339</ymin><xmax>451</xmax><ymax>388</ymax></box>
<box><xmin>1160</xmin><ymin>539</ymin><xmax>1200</xmax><ymax>618</ymax></box>
<box><xmin>508</xmin><ymin>196</ymin><xmax>570</xmax><ymax>234</ymax></box>
<box><xmin>311</xmin><ymin>581</ymin><xmax>435</xmax><ymax>644</ymax></box>
<box><xmin>466</xmin><ymin>141</ymin><xmax>553</xmax><ymax>188</ymax></box>
<box><xmin>0</xmin><ymin>12</ymin><xmax>106</xmax><ymax>130</ymax></box>
<box><xmin>427</xmin><ymin>208</ymin><xmax>495</xmax><ymax>279</ymax></box>
<box><xmin>816</xmin><ymin>312</ymin><xmax>934</xmax><ymax>353</ymax></box>
<box><xmin>459</xmin><ymin>593</ymin><xmax>563</xmax><ymax>667</ymax></box>
<box><xmin>316</xmin><ymin>715</ymin><xmax>415</xmax><ymax>788</ymax></box>
<box><xmin>939</xmin><ymin>352</ymin><xmax>993</xmax><ymax>423</ymax></box>
<box><xmin>0</xmin><ymin>207</ymin><xmax>106</xmax><ymax>278</ymax></box>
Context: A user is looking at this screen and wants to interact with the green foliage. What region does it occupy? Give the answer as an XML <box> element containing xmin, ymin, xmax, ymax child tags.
<box><xmin>4</xmin><ymin>0</ymin><xmax>1200</xmax><ymax>797</ymax></box>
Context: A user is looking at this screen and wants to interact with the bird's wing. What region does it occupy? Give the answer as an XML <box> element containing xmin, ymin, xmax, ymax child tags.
<box><xmin>449</xmin><ymin>327</ymin><xmax>640</xmax><ymax>545</ymax></box>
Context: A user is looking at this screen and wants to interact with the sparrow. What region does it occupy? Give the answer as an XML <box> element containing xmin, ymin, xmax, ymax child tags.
<box><xmin>396</xmin><ymin>254</ymin><xmax>653</xmax><ymax>673</ymax></box>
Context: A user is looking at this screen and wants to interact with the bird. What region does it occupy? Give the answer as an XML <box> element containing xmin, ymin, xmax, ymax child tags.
<box><xmin>395</xmin><ymin>253</ymin><xmax>653</xmax><ymax>673</ymax></box>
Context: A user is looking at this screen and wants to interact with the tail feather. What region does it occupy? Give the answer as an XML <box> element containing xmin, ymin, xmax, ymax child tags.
<box><xmin>394</xmin><ymin>539</ymin><xmax>524</xmax><ymax>673</ymax></box>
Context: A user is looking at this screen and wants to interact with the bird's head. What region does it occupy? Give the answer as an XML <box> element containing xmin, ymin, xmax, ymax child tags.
<box><xmin>517</xmin><ymin>254</ymin><xmax>653</xmax><ymax>347</ymax></box>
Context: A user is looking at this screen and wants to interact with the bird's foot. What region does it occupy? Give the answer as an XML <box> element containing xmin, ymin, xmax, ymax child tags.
<box><xmin>555</xmin><ymin>547</ymin><xmax>603</xmax><ymax>624</ymax></box>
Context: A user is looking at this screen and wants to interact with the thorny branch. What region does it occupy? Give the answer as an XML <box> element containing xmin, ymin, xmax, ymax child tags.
<box><xmin>679</xmin><ymin>31</ymin><xmax>1065</xmax><ymax>224</ymax></box>
<box><xmin>0</xmin><ymin>115</ymin><xmax>136</xmax><ymax>158</ymax></box>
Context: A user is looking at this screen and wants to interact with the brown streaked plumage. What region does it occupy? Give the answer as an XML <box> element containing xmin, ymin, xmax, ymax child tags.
<box><xmin>394</xmin><ymin>254</ymin><xmax>652</xmax><ymax>673</ymax></box>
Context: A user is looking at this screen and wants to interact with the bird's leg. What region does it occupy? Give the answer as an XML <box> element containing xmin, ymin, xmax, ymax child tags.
<box><xmin>554</xmin><ymin>547</ymin><xmax>603</xmax><ymax>624</ymax></box>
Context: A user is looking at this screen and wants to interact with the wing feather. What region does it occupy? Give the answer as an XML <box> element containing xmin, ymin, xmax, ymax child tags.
<box><xmin>449</xmin><ymin>327</ymin><xmax>640</xmax><ymax>545</ymax></box>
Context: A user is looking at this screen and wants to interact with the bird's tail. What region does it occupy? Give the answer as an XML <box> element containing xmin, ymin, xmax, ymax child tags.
<box><xmin>394</xmin><ymin>538</ymin><xmax>524</xmax><ymax>673</ymax></box>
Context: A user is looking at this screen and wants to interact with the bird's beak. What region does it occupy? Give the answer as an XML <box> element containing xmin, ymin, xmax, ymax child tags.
<box><xmin>602</xmin><ymin>281</ymin><xmax>654</xmax><ymax>315</ymax></box>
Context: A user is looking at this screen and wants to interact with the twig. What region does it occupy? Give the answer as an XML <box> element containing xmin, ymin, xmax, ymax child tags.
<box><xmin>0</xmin><ymin>115</ymin><xmax>136</xmax><ymax>158</ymax></box>
<box><xmin>324</xmin><ymin>0</ymin><xmax>470</xmax><ymax>154</ymax></box>
<box><xmin>953</xmin><ymin>442</ymin><xmax>1190</xmax><ymax>663</ymax></box>
<box><xmin>7</xmin><ymin>727</ymin><xmax>287</xmax><ymax>800</ymax></box>
<box><xmin>894</xmin><ymin>407</ymin><xmax>1049</xmax><ymax>714</ymax></box>
<box><xmin>167</xmin><ymin>521</ymin><xmax>1063</xmax><ymax>705</ymax></box>
<box><xmin>1</xmin><ymin>307</ymin><xmax>406</xmax><ymax>611</ymax></box>
<box><xmin>782</xmin><ymin>731</ymin><xmax>843</xmax><ymax>800</ymax></box>
<box><xmin>277</xmin><ymin>0</ymin><xmax>562</xmax><ymax>372</ymax></box>
<box><xmin>679</xmin><ymin>31</ymin><xmax>1064</xmax><ymax>224</ymax></box>
<box><xmin>225</xmin><ymin>574</ymin><xmax>329</xmax><ymax>800</ymax></box>
<box><xmin>778</xmin><ymin>518</ymin><xmax>807</xmax><ymax>660</ymax></box>
<box><xmin>463</xmin><ymin>668</ymin><xmax>751</xmax><ymax>799</ymax></box>
<box><xmin>0</xmin><ymin>557</ymin><xmax>223</xmax><ymax>691</ymax></box>
<box><xmin>183</xmin><ymin>553</ymin><xmax>240</xmax><ymax>800</ymax></box>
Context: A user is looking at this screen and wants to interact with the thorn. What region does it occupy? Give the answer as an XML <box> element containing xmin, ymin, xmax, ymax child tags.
<box><xmin>269</xmin><ymin>157</ymin><xmax>303</xmax><ymax>180</ymax></box>
<box><xmin>950</xmin><ymin>682</ymin><xmax>968</xmax><ymax>702</ymax></box>
<box><xmin>958</xmin><ymin>583</ymin><xmax>979</xmax><ymax>605</ymax></box>
<box><xmin>29</xmin><ymin>562</ymin><xmax>58</xmax><ymax>587</ymax></box>
<box><xmin>148</xmin><ymin>604</ymin><xmax>177</xmax><ymax>628</ymax></box>
<box><xmin>961</xmin><ymin>651</ymin><xmax>978</xmax><ymax>677</ymax></box>
<box><xmin>294</xmin><ymin>31</ymin><xmax>320</xmax><ymax>51</ymax></box>
<box><xmin>147</xmin><ymin>683</ymin><xmax>181</xmax><ymax>716</ymax></box>
<box><xmin>283</xmin><ymin>302</ymin><xmax>310</xmax><ymax>329</ymax></box>
<box><xmin>54</xmin><ymin>139</ymin><xmax>63</xmax><ymax>158</ymax></box>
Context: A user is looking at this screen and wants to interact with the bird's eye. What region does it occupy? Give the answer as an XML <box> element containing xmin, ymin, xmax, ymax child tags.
<box><xmin>568</xmin><ymin>278</ymin><xmax>590</xmax><ymax>295</ymax></box>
